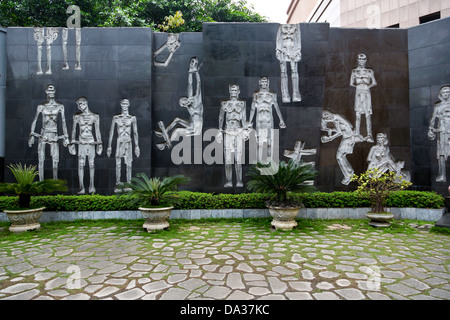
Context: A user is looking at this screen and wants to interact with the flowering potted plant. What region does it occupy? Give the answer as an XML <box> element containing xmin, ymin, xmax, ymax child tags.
<box><xmin>0</xmin><ymin>163</ymin><xmax>68</xmax><ymax>233</ymax></box>
<box><xmin>351</xmin><ymin>168</ymin><xmax>412</xmax><ymax>227</ymax></box>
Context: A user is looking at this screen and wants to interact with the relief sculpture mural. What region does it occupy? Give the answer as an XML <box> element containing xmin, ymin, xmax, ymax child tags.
<box><xmin>62</xmin><ymin>27</ymin><xmax>82</xmax><ymax>71</ymax></box>
<box><xmin>34</xmin><ymin>27</ymin><xmax>59</xmax><ymax>75</ymax></box>
<box><xmin>153</xmin><ymin>33</ymin><xmax>181</xmax><ymax>67</ymax></box>
<box><xmin>155</xmin><ymin>57</ymin><xmax>203</xmax><ymax>150</ymax></box>
<box><xmin>367</xmin><ymin>133</ymin><xmax>410</xmax><ymax>181</ymax></box>
<box><xmin>276</xmin><ymin>24</ymin><xmax>302</xmax><ymax>103</ymax></box>
<box><xmin>321</xmin><ymin>110</ymin><xmax>357</xmax><ymax>185</ymax></box>
<box><xmin>248</xmin><ymin>77</ymin><xmax>285</xmax><ymax>164</ymax></box>
<box><xmin>28</xmin><ymin>84</ymin><xmax>70</xmax><ymax>181</ymax></box>
<box><xmin>69</xmin><ymin>97</ymin><xmax>102</xmax><ymax>194</ymax></box>
<box><xmin>350</xmin><ymin>53</ymin><xmax>377</xmax><ymax>143</ymax></box>
<box><xmin>428</xmin><ymin>86</ymin><xmax>450</xmax><ymax>182</ymax></box>
<box><xmin>107</xmin><ymin>99</ymin><xmax>140</xmax><ymax>192</ymax></box>
<box><xmin>217</xmin><ymin>85</ymin><xmax>249</xmax><ymax>188</ymax></box>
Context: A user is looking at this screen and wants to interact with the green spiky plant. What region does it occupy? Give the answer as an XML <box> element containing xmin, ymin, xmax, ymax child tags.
<box><xmin>118</xmin><ymin>172</ymin><xmax>190</xmax><ymax>208</ymax></box>
<box><xmin>246</xmin><ymin>160</ymin><xmax>318</xmax><ymax>208</ymax></box>
<box><xmin>0</xmin><ymin>163</ymin><xmax>68</xmax><ymax>209</ymax></box>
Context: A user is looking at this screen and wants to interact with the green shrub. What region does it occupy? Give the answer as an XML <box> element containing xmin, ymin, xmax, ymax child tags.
<box><xmin>0</xmin><ymin>190</ymin><xmax>444</xmax><ymax>212</ymax></box>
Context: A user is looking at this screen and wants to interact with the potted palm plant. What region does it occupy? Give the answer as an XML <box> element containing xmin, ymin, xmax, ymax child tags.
<box><xmin>351</xmin><ymin>168</ymin><xmax>412</xmax><ymax>227</ymax></box>
<box><xmin>118</xmin><ymin>172</ymin><xmax>190</xmax><ymax>232</ymax></box>
<box><xmin>0</xmin><ymin>163</ymin><xmax>68</xmax><ymax>233</ymax></box>
<box><xmin>246</xmin><ymin>160</ymin><xmax>318</xmax><ymax>231</ymax></box>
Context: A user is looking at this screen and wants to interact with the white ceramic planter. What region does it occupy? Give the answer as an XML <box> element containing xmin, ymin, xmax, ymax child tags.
<box><xmin>268</xmin><ymin>206</ymin><xmax>300</xmax><ymax>231</ymax></box>
<box><xmin>4</xmin><ymin>207</ymin><xmax>46</xmax><ymax>233</ymax></box>
<box><xmin>139</xmin><ymin>206</ymin><xmax>173</xmax><ymax>232</ymax></box>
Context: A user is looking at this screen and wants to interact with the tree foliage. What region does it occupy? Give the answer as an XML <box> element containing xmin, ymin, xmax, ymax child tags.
<box><xmin>0</xmin><ymin>0</ymin><xmax>267</xmax><ymax>30</ymax></box>
<box><xmin>351</xmin><ymin>168</ymin><xmax>412</xmax><ymax>213</ymax></box>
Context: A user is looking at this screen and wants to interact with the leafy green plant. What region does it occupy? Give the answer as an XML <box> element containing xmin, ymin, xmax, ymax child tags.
<box><xmin>351</xmin><ymin>168</ymin><xmax>412</xmax><ymax>214</ymax></box>
<box><xmin>117</xmin><ymin>172</ymin><xmax>190</xmax><ymax>208</ymax></box>
<box><xmin>0</xmin><ymin>163</ymin><xmax>68</xmax><ymax>209</ymax></box>
<box><xmin>246</xmin><ymin>160</ymin><xmax>318</xmax><ymax>207</ymax></box>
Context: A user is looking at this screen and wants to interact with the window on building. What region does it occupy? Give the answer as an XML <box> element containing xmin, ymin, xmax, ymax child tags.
<box><xmin>387</xmin><ymin>23</ymin><xmax>399</xmax><ymax>28</ymax></box>
<box><xmin>419</xmin><ymin>12</ymin><xmax>441</xmax><ymax>24</ymax></box>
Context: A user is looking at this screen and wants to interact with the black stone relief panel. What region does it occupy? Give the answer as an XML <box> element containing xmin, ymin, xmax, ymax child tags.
<box><xmin>4</xmin><ymin>19</ymin><xmax>450</xmax><ymax>194</ymax></box>
<box><xmin>322</xmin><ymin>27</ymin><xmax>410</xmax><ymax>192</ymax></box>
<box><xmin>408</xmin><ymin>18</ymin><xmax>450</xmax><ymax>193</ymax></box>
<box><xmin>4</xmin><ymin>28</ymin><xmax>153</xmax><ymax>195</ymax></box>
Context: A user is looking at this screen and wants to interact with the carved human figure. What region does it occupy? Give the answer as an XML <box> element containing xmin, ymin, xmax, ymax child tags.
<box><xmin>320</xmin><ymin>110</ymin><xmax>357</xmax><ymax>185</ymax></box>
<box><xmin>154</xmin><ymin>33</ymin><xmax>181</xmax><ymax>67</ymax></box>
<box><xmin>276</xmin><ymin>24</ymin><xmax>302</xmax><ymax>103</ymax></box>
<box><xmin>69</xmin><ymin>97</ymin><xmax>103</xmax><ymax>194</ymax></box>
<box><xmin>33</xmin><ymin>28</ymin><xmax>45</xmax><ymax>75</ymax></box>
<box><xmin>43</xmin><ymin>27</ymin><xmax>59</xmax><ymax>75</ymax></box>
<box><xmin>428</xmin><ymin>86</ymin><xmax>450</xmax><ymax>182</ymax></box>
<box><xmin>107</xmin><ymin>99</ymin><xmax>140</xmax><ymax>192</ymax></box>
<box><xmin>75</xmin><ymin>28</ymin><xmax>82</xmax><ymax>70</ymax></box>
<box><xmin>350</xmin><ymin>53</ymin><xmax>377</xmax><ymax>143</ymax></box>
<box><xmin>248</xmin><ymin>77</ymin><xmax>285</xmax><ymax>163</ymax></box>
<box><xmin>216</xmin><ymin>85</ymin><xmax>249</xmax><ymax>187</ymax></box>
<box><xmin>155</xmin><ymin>57</ymin><xmax>203</xmax><ymax>150</ymax></box>
<box><xmin>62</xmin><ymin>28</ymin><xmax>82</xmax><ymax>70</ymax></box>
<box><xmin>62</xmin><ymin>28</ymin><xmax>69</xmax><ymax>70</ymax></box>
<box><xmin>367</xmin><ymin>133</ymin><xmax>409</xmax><ymax>181</ymax></box>
<box><xmin>28</xmin><ymin>84</ymin><xmax>70</xmax><ymax>181</ymax></box>
<box><xmin>284</xmin><ymin>140</ymin><xmax>316</xmax><ymax>166</ymax></box>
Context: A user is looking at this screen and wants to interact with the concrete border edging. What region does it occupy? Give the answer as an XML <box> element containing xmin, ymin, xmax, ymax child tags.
<box><xmin>0</xmin><ymin>207</ymin><xmax>444</xmax><ymax>223</ymax></box>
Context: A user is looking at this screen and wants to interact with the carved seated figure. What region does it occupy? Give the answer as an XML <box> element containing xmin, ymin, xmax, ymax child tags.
<box><xmin>367</xmin><ymin>133</ymin><xmax>410</xmax><ymax>181</ymax></box>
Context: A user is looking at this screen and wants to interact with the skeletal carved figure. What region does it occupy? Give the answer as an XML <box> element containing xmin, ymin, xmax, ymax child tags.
<box><xmin>284</xmin><ymin>140</ymin><xmax>317</xmax><ymax>185</ymax></box>
<box><xmin>62</xmin><ymin>28</ymin><xmax>82</xmax><ymax>70</ymax></box>
<box><xmin>284</xmin><ymin>140</ymin><xmax>316</xmax><ymax>166</ymax></box>
<box><xmin>33</xmin><ymin>27</ymin><xmax>59</xmax><ymax>75</ymax></box>
<box><xmin>107</xmin><ymin>99</ymin><xmax>140</xmax><ymax>193</ymax></box>
<box><xmin>28</xmin><ymin>85</ymin><xmax>69</xmax><ymax>181</ymax></box>
<box><xmin>428</xmin><ymin>86</ymin><xmax>450</xmax><ymax>182</ymax></box>
<box><xmin>217</xmin><ymin>85</ymin><xmax>249</xmax><ymax>188</ymax></box>
<box><xmin>69</xmin><ymin>97</ymin><xmax>103</xmax><ymax>194</ymax></box>
<box><xmin>367</xmin><ymin>133</ymin><xmax>410</xmax><ymax>181</ymax></box>
<box><xmin>350</xmin><ymin>53</ymin><xmax>377</xmax><ymax>143</ymax></box>
<box><xmin>33</xmin><ymin>28</ymin><xmax>45</xmax><ymax>75</ymax></box>
<box><xmin>155</xmin><ymin>57</ymin><xmax>203</xmax><ymax>150</ymax></box>
<box><xmin>321</xmin><ymin>110</ymin><xmax>360</xmax><ymax>185</ymax></box>
<box><xmin>248</xmin><ymin>77</ymin><xmax>285</xmax><ymax>164</ymax></box>
<box><xmin>154</xmin><ymin>33</ymin><xmax>181</xmax><ymax>67</ymax></box>
<box><xmin>62</xmin><ymin>28</ymin><xmax>69</xmax><ymax>70</ymax></box>
<box><xmin>276</xmin><ymin>24</ymin><xmax>302</xmax><ymax>103</ymax></box>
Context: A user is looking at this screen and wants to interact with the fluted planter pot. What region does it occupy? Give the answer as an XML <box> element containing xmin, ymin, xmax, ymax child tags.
<box><xmin>365</xmin><ymin>212</ymin><xmax>394</xmax><ymax>228</ymax></box>
<box><xmin>139</xmin><ymin>206</ymin><xmax>173</xmax><ymax>232</ymax></box>
<box><xmin>268</xmin><ymin>206</ymin><xmax>300</xmax><ymax>231</ymax></box>
<box><xmin>4</xmin><ymin>207</ymin><xmax>45</xmax><ymax>233</ymax></box>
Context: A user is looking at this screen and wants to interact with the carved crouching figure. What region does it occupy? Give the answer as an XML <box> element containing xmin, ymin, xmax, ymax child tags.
<box><xmin>320</xmin><ymin>110</ymin><xmax>358</xmax><ymax>185</ymax></box>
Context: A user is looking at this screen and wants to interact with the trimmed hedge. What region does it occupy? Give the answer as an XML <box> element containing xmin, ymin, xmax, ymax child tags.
<box><xmin>0</xmin><ymin>190</ymin><xmax>444</xmax><ymax>212</ymax></box>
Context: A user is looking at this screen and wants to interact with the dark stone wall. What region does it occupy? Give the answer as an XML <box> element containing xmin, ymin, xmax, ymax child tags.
<box><xmin>3</xmin><ymin>19</ymin><xmax>449</xmax><ymax>195</ymax></box>
<box><xmin>5</xmin><ymin>27</ymin><xmax>152</xmax><ymax>194</ymax></box>
<box><xmin>153</xmin><ymin>23</ymin><xmax>328</xmax><ymax>194</ymax></box>
<box><xmin>320</xmin><ymin>27</ymin><xmax>410</xmax><ymax>192</ymax></box>
<box><xmin>408</xmin><ymin>17</ymin><xmax>450</xmax><ymax>194</ymax></box>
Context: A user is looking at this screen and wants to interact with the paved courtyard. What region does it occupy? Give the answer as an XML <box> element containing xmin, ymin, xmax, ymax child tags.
<box><xmin>0</xmin><ymin>219</ymin><xmax>449</xmax><ymax>302</ymax></box>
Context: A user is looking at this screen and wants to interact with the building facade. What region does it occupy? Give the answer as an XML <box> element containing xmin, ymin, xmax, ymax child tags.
<box><xmin>287</xmin><ymin>0</ymin><xmax>450</xmax><ymax>28</ymax></box>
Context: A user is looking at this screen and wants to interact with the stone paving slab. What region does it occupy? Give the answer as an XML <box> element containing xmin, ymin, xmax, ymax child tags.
<box><xmin>0</xmin><ymin>220</ymin><xmax>449</xmax><ymax>302</ymax></box>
